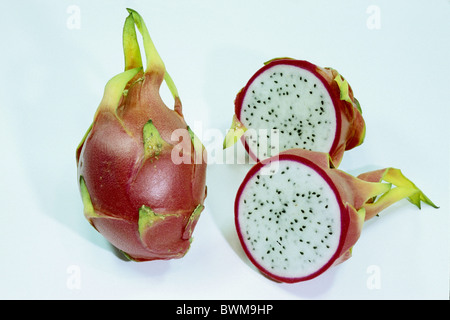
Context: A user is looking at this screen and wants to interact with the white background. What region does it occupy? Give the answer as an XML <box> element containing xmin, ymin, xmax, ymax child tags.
<box><xmin>0</xmin><ymin>0</ymin><xmax>448</xmax><ymax>299</ymax></box>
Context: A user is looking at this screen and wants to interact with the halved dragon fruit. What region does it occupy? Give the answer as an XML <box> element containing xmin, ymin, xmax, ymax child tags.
<box><xmin>76</xmin><ymin>9</ymin><xmax>207</xmax><ymax>261</ymax></box>
<box><xmin>224</xmin><ymin>58</ymin><xmax>365</xmax><ymax>166</ymax></box>
<box><xmin>235</xmin><ymin>149</ymin><xmax>437</xmax><ymax>283</ymax></box>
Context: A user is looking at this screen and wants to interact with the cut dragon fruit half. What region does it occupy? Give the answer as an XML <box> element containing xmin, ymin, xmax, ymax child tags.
<box><xmin>235</xmin><ymin>153</ymin><xmax>346</xmax><ymax>282</ymax></box>
<box><xmin>224</xmin><ymin>58</ymin><xmax>365</xmax><ymax>166</ymax></box>
<box><xmin>234</xmin><ymin>149</ymin><xmax>437</xmax><ymax>283</ymax></box>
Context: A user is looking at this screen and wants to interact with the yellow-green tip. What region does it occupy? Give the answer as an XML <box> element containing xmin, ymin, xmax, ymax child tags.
<box><xmin>360</xmin><ymin>168</ymin><xmax>438</xmax><ymax>220</ymax></box>
<box><xmin>223</xmin><ymin>114</ymin><xmax>247</xmax><ymax>149</ymax></box>
<box><xmin>126</xmin><ymin>8</ymin><xmax>165</xmax><ymax>75</ymax></box>
<box><xmin>334</xmin><ymin>74</ymin><xmax>352</xmax><ymax>104</ymax></box>
<box><xmin>124</xmin><ymin>9</ymin><xmax>179</xmax><ymax>102</ymax></box>
<box><xmin>142</xmin><ymin>119</ymin><xmax>170</xmax><ymax>159</ymax></box>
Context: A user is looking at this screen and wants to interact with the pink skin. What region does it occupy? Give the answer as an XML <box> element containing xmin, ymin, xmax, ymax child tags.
<box><xmin>235</xmin><ymin>149</ymin><xmax>436</xmax><ymax>282</ymax></box>
<box><xmin>234</xmin><ymin>58</ymin><xmax>365</xmax><ymax>166</ymax></box>
<box><xmin>77</xmin><ymin>72</ymin><xmax>207</xmax><ymax>261</ymax></box>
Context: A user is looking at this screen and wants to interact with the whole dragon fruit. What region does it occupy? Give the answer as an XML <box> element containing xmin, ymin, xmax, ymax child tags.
<box><xmin>76</xmin><ymin>9</ymin><xmax>207</xmax><ymax>261</ymax></box>
<box><xmin>224</xmin><ymin>58</ymin><xmax>365</xmax><ymax>166</ymax></box>
<box><xmin>235</xmin><ymin>149</ymin><xmax>437</xmax><ymax>283</ymax></box>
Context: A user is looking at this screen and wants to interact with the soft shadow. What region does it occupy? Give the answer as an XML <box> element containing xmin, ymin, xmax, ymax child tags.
<box><xmin>109</xmin><ymin>243</ymin><xmax>132</xmax><ymax>262</ymax></box>
<box><xmin>204</xmin><ymin>149</ymin><xmax>253</xmax><ymax>259</ymax></box>
<box><xmin>107</xmin><ymin>243</ymin><xmax>174</xmax><ymax>277</ymax></box>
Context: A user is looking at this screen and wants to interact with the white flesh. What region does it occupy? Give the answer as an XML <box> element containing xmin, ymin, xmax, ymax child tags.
<box><xmin>240</xmin><ymin>64</ymin><xmax>336</xmax><ymax>160</ymax></box>
<box><xmin>237</xmin><ymin>159</ymin><xmax>341</xmax><ymax>279</ymax></box>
